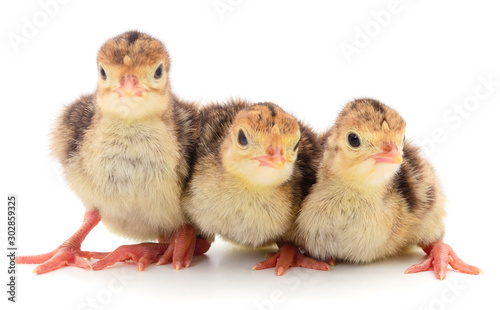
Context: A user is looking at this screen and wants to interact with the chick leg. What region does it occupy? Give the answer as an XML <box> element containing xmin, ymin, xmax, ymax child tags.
<box><xmin>253</xmin><ymin>244</ymin><xmax>331</xmax><ymax>276</ymax></box>
<box><xmin>405</xmin><ymin>240</ymin><xmax>482</xmax><ymax>280</ymax></box>
<box><xmin>16</xmin><ymin>210</ymin><xmax>100</xmax><ymax>275</ymax></box>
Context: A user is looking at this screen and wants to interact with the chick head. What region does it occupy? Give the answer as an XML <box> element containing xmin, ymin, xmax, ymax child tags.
<box><xmin>95</xmin><ymin>31</ymin><xmax>171</xmax><ymax>120</ymax></box>
<box><xmin>221</xmin><ymin>103</ymin><xmax>301</xmax><ymax>187</ymax></box>
<box><xmin>326</xmin><ymin>99</ymin><xmax>406</xmax><ymax>187</ymax></box>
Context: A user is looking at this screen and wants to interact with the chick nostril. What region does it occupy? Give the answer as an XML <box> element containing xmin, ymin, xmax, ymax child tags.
<box><xmin>382</xmin><ymin>143</ymin><xmax>393</xmax><ymax>152</ymax></box>
<box><xmin>121</xmin><ymin>75</ymin><xmax>139</xmax><ymax>86</ymax></box>
<box><xmin>130</xmin><ymin>76</ymin><xmax>138</xmax><ymax>85</ymax></box>
<box><xmin>267</xmin><ymin>147</ymin><xmax>284</xmax><ymax>157</ymax></box>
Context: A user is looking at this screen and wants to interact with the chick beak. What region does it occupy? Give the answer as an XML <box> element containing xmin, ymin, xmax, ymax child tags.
<box><xmin>253</xmin><ymin>146</ymin><xmax>286</xmax><ymax>170</ymax></box>
<box><xmin>368</xmin><ymin>142</ymin><xmax>403</xmax><ymax>164</ymax></box>
<box><xmin>115</xmin><ymin>75</ymin><xmax>145</xmax><ymax>98</ymax></box>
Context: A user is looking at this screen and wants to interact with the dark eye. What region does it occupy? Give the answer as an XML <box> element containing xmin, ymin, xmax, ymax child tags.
<box><xmin>154</xmin><ymin>64</ymin><xmax>163</xmax><ymax>79</ymax></box>
<box><xmin>348</xmin><ymin>133</ymin><xmax>361</xmax><ymax>148</ymax></box>
<box><xmin>100</xmin><ymin>66</ymin><xmax>107</xmax><ymax>80</ymax></box>
<box><xmin>293</xmin><ymin>141</ymin><xmax>299</xmax><ymax>151</ymax></box>
<box><xmin>238</xmin><ymin>130</ymin><xmax>248</xmax><ymax>146</ymax></box>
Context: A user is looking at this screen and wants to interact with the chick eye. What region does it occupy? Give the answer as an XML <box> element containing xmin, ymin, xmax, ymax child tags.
<box><xmin>293</xmin><ymin>141</ymin><xmax>299</xmax><ymax>151</ymax></box>
<box><xmin>238</xmin><ymin>130</ymin><xmax>248</xmax><ymax>146</ymax></box>
<box><xmin>348</xmin><ymin>133</ymin><xmax>361</xmax><ymax>148</ymax></box>
<box><xmin>154</xmin><ymin>64</ymin><xmax>163</xmax><ymax>79</ymax></box>
<box><xmin>100</xmin><ymin>66</ymin><xmax>107</xmax><ymax>81</ymax></box>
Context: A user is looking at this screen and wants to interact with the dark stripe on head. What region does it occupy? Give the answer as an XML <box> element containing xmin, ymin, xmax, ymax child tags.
<box><xmin>258</xmin><ymin>102</ymin><xmax>277</xmax><ymax>118</ymax></box>
<box><xmin>114</xmin><ymin>50</ymin><xmax>123</xmax><ymax>64</ymax></box>
<box><xmin>127</xmin><ymin>31</ymin><xmax>140</xmax><ymax>45</ymax></box>
<box><xmin>370</xmin><ymin>100</ymin><xmax>385</xmax><ymax>113</ymax></box>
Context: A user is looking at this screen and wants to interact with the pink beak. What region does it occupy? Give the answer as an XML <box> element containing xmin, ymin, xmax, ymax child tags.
<box><xmin>253</xmin><ymin>146</ymin><xmax>286</xmax><ymax>169</ymax></box>
<box><xmin>114</xmin><ymin>75</ymin><xmax>145</xmax><ymax>97</ymax></box>
<box><xmin>368</xmin><ymin>142</ymin><xmax>403</xmax><ymax>164</ymax></box>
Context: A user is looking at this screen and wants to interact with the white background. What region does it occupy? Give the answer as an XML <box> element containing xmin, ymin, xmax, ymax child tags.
<box><xmin>1</xmin><ymin>1</ymin><xmax>499</xmax><ymax>309</ymax></box>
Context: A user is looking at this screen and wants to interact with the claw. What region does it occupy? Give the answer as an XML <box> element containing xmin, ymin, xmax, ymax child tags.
<box><xmin>326</xmin><ymin>258</ymin><xmax>335</xmax><ymax>267</ymax></box>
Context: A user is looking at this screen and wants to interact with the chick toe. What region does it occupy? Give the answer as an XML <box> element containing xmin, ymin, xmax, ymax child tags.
<box><xmin>91</xmin><ymin>242</ymin><xmax>169</xmax><ymax>271</ymax></box>
<box><xmin>157</xmin><ymin>225</ymin><xmax>201</xmax><ymax>269</ymax></box>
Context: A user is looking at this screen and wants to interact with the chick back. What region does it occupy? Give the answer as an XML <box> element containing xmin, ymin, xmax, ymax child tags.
<box><xmin>390</xmin><ymin>142</ymin><xmax>446</xmax><ymax>246</ymax></box>
<box><xmin>51</xmin><ymin>94</ymin><xmax>96</xmax><ymax>166</ymax></box>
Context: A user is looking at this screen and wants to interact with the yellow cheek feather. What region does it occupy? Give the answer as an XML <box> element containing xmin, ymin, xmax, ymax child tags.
<box><xmin>221</xmin><ymin>139</ymin><xmax>295</xmax><ymax>187</ymax></box>
<box><xmin>332</xmin><ymin>148</ymin><xmax>401</xmax><ymax>192</ymax></box>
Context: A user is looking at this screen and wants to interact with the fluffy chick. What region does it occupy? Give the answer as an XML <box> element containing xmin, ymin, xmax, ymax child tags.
<box><xmin>17</xmin><ymin>31</ymin><xmax>209</xmax><ymax>274</ymax></box>
<box><xmin>294</xmin><ymin>98</ymin><xmax>481</xmax><ymax>280</ymax></box>
<box><xmin>183</xmin><ymin>100</ymin><xmax>330</xmax><ymax>275</ymax></box>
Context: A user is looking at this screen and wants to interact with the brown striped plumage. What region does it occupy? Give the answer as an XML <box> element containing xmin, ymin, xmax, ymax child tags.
<box><xmin>294</xmin><ymin>98</ymin><xmax>446</xmax><ymax>263</ymax></box>
<box><xmin>182</xmin><ymin>99</ymin><xmax>321</xmax><ymax>248</ymax></box>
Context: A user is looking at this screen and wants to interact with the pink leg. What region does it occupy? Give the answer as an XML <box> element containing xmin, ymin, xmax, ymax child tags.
<box><xmin>253</xmin><ymin>244</ymin><xmax>331</xmax><ymax>276</ymax></box>
<box><xmin>405</xmin><ymin>240</ymin><xmax>482</xmax><ymax>280</ymax></box>
<box><xmin>16</xmin><ymin>210</ymin><xmax>100</xmax><ymax>275</ymax></box>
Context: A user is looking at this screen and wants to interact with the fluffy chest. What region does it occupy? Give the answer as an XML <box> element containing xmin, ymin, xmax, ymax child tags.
<box><xmin>82</xmin><ymin>120</ymin><xmax>180</xmax><ymax>198</ymax></box>
<box><xmin>304</xmin><ymin>185</ymin><xmax>396</xmax><ymax>262</ymax></box>
<box><xmin>186</xmin><ymin>167</ymin><xmax>295</xmax><ymax>247</ymax></box>
<box><xmin>333</xmin><ymin>194</ymin><xmax>392</xmax><ymax>246</ymax></box>
<box><xmin>65</xmin><ymin>119</ymin><xmax>186</xmax><ymax>239</ymax></box>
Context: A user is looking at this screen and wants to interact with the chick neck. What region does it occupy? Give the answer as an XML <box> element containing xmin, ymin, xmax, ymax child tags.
<box><xmin>95</xmin><ymin>91</ymin><xmax>173</xmax><ymax>125</ymax></box>
<box><xmin>325</xmin><ymin>163</ymin><xmax>397</xmax><ymax>203</ymax></box>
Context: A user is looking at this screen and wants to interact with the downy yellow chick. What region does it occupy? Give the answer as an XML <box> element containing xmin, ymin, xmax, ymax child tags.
<box><xmin>294</xmin><ymin>98</ymin><xmax>481</xmax><ymax>280</ymax></box>
<box><xmin>183</xmin><ymin>100</ymin><xmax>330</xmax><ymax>275</ymax></box>
<box><xmin>17</xmin><ymin>31</ymin><xmax>210</xmax><ymax>274</ymax></box>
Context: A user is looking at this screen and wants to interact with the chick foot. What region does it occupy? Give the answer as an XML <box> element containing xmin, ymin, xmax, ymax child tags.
<box><xmin>157</xmin><ymin>225</ymin><xmax>202</xmax><ymax>270</ymax></box>
<box><xmin>405</xmin><ymin>241</ymin><xmax>482</xmax><ymax>280</ymax></box>
<box><xmin>253</xmin><ymin>244</ymin><xmax>331</xmax><ymax>276</ymax></box>
<box><xmin>16</xmin><ymin>210</ymin><xmax>100</xmax><ymax>275</ymax></box>
<box><xmin>89</xmin><ymin>227</ymin><xmax>211</xmax><ymax>271</ymax></box>
<box><xmin>91</xmin><ymin>243</ymin><xmax>169</xmax><ymax>271</ymax></box>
